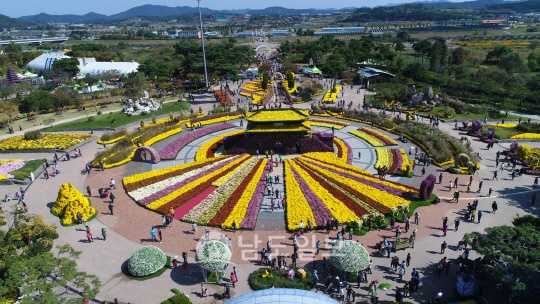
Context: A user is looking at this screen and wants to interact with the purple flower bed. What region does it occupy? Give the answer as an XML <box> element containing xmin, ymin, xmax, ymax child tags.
<box><xmin>240</xmin><ymin>162</ymin><xmax>271</xmax><ymax>229</ymax></box>
<box><xmin>158</xmin><ymin>123</ymin><xmax>236</xmax><ymax>160</ymax></box>
<box><xmin>138</xmin><ymin>156</ymin><xmax>239</xmax><ymax>206</ymax></box>
<box><xmin>0</xmin><ymin>161</ymin><xmax>25</xmax><ymax>177</ymax></box>
<box><xmin>291</xmin><ymin>166</ymin><xmax>332</xmax><ymax>227</ymax></box>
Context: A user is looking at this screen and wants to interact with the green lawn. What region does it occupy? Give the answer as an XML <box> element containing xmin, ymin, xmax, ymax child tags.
<box><xmin>10</xmin><ymin>159</ymin><xmax>46</xmax><ymax>180</ymax></box>
<box><xmin>44</xmin><ymin>102</ymin><xmax>189</xmax><ymax>131</ymax></box>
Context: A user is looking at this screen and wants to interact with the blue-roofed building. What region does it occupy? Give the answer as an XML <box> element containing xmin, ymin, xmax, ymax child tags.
<box><xmin>226</xmin><ymin>288</ymin><xmax>339</xmax><ymax>304</ymax></box>
<box><xmin>357</xmin><ymin>67</ymin><xmax>395</xmax><ymax>88</ymax></box>
<box><xmin>314</xmin><ymin>27</ymin><xmax>365</xmax><ymax>36</ymax></box>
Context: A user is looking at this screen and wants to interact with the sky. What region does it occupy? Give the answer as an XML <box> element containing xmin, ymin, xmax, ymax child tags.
<box><xmin>2</xmin><ymin>0</ymin><xmax>422</xmax><ymax>17</ymax></box>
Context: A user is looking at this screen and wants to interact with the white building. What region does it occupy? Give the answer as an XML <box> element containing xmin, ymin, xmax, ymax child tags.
<box><xmin>26</xmin><ymin>51</ymin><xmax>70</xmax><ymax>73</ymax></box>
<box><xmin>26</xmin><ymin>51</ymin><xmax>139</xmax><ymax>76</ymax></box>
<box><xmin>77</xmin><ymin>58</ymin><xmax>139</xmax><ymax>76</ymax></box>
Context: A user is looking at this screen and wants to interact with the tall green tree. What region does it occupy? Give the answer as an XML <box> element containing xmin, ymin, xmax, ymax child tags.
<box><xmin>52</xmin><ymin>58</ymin><xmax>80</xmax><ymax>79</ymax></box>
<box><xmin>0</xmin><ymin>211</ymin><xmax>100</xmax><ymax>303</ymax></box>
<box><xmin>465</xmin><ymin>215</ymin><xmax>540</xmax><ymax>304</ymax></box>
<box><xmin>123</xmin><ymin>72</ymin><xmax>147</xmax><ymax>98</ymax></box>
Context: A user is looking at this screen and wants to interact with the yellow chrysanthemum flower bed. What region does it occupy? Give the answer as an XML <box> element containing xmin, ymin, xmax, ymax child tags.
<box><xmin>51</xmin><ymin>183</ymin><xmax>96</xmax><ymax>226</ymax></box>
<box><xmin>489</xmin><ymin>123</ymin><xmax>518</xmax><ymax>129</ymax></box>
<box><xmin>0</xmin><ymin>133</ymin><xmax>90</xmax><ymax>151</ymax></box>
<box><xmin>511</xmin><ymin>133</ymin><xmax>540</xmax><ymax>140</ymax></box>
<box><xmin>195</xmin><ymin>130</ymin><xmax>244</xmax><ymax>161</ymax></box>
<box><xmin>349</xmin><ymin>129</ymin><xmax>385</xmax><ymax>147</ymax></box>
<box><xmin>222</xmin><ymin>158</ymin><xmax>268</xmax><ymax>229</ymax></box>
<box><xmin>322</xmin><ymin>85</ymin><xmax>341</xmax><ymax>104</ymax></box>
<box><xmin>284</xmin><ymin>161</ymin><xmax>317</xmax><ymax>230</ymax></box>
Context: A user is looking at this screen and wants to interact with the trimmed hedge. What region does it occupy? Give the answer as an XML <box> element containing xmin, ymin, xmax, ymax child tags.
<box><xmin>127</xmin><ymin>246</ymin><xmax>167</xmax><ymax>278</ymax></box>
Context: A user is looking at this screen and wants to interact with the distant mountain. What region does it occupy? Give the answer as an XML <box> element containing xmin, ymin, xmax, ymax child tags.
<box><xmin>0</xmin><ymin>13</ymin><xmax>28</xmax><ymax>28</ymax></box>
<box><xmin>107</xmin><ymin>5</ymin><xmax>214</xmax><ymax>20</ymax></box>
<box><xmin>18</xmin><ymin>4</ymin><xmax>342</xmax><ymax>24</ymax></box>
<box><xmin>19</xmin><ymin>12</ymin><xmax>107</xmax><ymax>24</ymax></box>
<box><xmin>488</xmin><ymin>0</ymin><xmax>540</xmax><ymax>12</ymax></box>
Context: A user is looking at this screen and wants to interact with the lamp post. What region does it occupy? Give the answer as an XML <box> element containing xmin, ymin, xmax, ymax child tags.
<box><xmin>197</xmin><ymin>0</ymin><xmax>209</xmax><ymax>89</ymax></box>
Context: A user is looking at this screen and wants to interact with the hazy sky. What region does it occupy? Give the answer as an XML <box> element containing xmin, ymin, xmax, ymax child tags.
<box><xmin>2</xmin><ymin>0</ymin><xmax>420</xmax><ymax>17</ymax></box>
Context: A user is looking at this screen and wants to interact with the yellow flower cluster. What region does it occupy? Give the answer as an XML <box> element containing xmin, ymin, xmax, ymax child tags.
<box><xmin>147</xmin><ymin>154</ymin><xmax>250</xmax><ymax>210</ymax></box>
<box><xmin>97</xmin><ymin>135</ymin><xmax>126</xmax><ymax>145</ymax></box>
<box><xmin>195</xmin><ymin>130</ymin><xmax>244</xmax><ymax>161</ymax></box>
<box><xmin>349</xmin><ymin>129</ymin><xmax>384</xmax><ymax>147</ymax></box>
<box><xmin>51</xmin><ymin>183</ymin><xmax>96</xmax><ymax>226</ymax></box>
<box><xmin>300</xmin><ymin>158</ymin><xmax>411</xmax><ymax>209</ymax></box>
<box><xmin>0</xmin><ymin>133</ymin><xmax>90</xmax><ymax>151</ymax></box>
<box><xmin>0</xmin><ymin>174</ymin><xmax>7</xmax><ymax>181</ymax></box>
<box><xmin>282</xmin><ymin>79</ymin><xmax>298</xmax><ymax>95</ymax></box>
<box><xmin>240</xmin><ymin>80</ymin><xmax>272</xmax><ymax>105</ymax></box>
<box><xmin>302</xmin><ymin>152</ymin><xmax>417</xmax><ymax>194</ymax></box>
<box><xmin>305</xmin><ymin>121</ymin><xmax>345</xmax><ymax>130</ymax></box>
<box><xmin>489</xmin><ymin>123</ymin><xmax>518</xmax><ymax>129</ymax></box>
<box><xmin>247</xmin><ymin>109</ymin><xmax>308</xmax><ymax>122</ymax></box>
<box><xmin>284</xmin><ymin>160</ymin><xmax>317</xmax><ymax>230</ymax></box>
<box><xmin>399</xmin><ymin>148</ymin><xmax>413</xmax><ymax>173</ymax></box>
<box><xmin>186</xmin><ymin>115</ymin><xmax>242</xmax><ymax>128</ymax></box>
<box><xmin>333</xmin><ymin>137</ymin><xmax>349</xmax><ymax>163</ymax></box>
<box><xmin>222</xmin><ymin>159</ymin><xmax>268</xmax><ymax>229</ymax></box>
<box><xmin>518</xmin><ymin>144</ymin><xmax>540</xmax><ymax>170</ymax></box>
<box><xmin>289</xmin><ymin>160</ymin><xmax>358</xmax><ymax>223</ymax></box>
<box><xmin>322</xmin><ymin>85</ymin><xmax>341</xmax><ymax>104</ymax></box>
<box><xmin>511</xmin><ymin>133</ymin><xmax>540</xmax><ymax>140</ymax></box>
<box><xmin>375</xmin><ymin>147</ymin><xmax>392</xmax><ymax>169</ymax></box>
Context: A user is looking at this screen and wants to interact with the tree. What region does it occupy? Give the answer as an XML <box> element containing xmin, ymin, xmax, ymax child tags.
<box><xmin>451</xmin><ymin>47</ymin><xmax>467</xmax><ymax>65</ymax></box>
<box><xmin>0</xmin><ymin>211</ymin><xmax>100</xmax><ymax>303</ymax></box>
<box><xmin>500</xmin><ymin>52</ymin><xmax>525</xmax><ymax>73</ymax></box>
<box><xmin>527</xmin><ymin>51</ymin><xmax>540</xmax><ymax>72</ymax></box>
<box><xmin>286</xmin><ymin>72</ymin><xmax>295</xmax><ymax>89</ymax></box>
<box><xmin>53</xmin><ymin>87</ymin><xmax>79</xmax><ymax>110</ymax></box>
<box><xmin>428</xmin><ymin>38</ymin><xmax>448</xmax><ymax>71</ymax></box>
<box><xmin>412</xmin><ymin>39</ymin><xmax>432</xmax><ymax>64</ymax></box>
<box><xmin>123</xmin><ymin>72</ymin><xmax>146</xmax><ymax>98</ymax></box>
<box><xmin>261</xmin><ymin>72</ymin><xmax>269</xmax><ymax>90</ymax></box>
<box><xmin>396</xmin><ymin>31</ymin><xmax>410</xmax><ymax>42</ymax></box>
<box><xmin>465</xmin><ymin>216</ymin><xmax>540</xmax><ymax>303</ymax></box>
<box><xmin>322</xmin><ymin>52</ymin><xmax>347</xmax><ymax>78</ymax></box>
<box><xmin>485</xmin><ymin>46</ymin><xmax>512</xmax><ymax>65</ymax></box>
<box><xmin>18</xmin><ymin>90</ymin><xmax>55</xmax><ymax>113</ymax></box>
<box><xmin>52</xmin><ymin>58</ymin><xmax>80</xmax><ymax>79</ymax></box>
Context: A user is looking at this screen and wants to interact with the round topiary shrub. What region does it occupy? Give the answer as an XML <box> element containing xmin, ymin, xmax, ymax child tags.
<box><xmin>196</xmin><ymin>239</ymin><xmax>231</xmax><ymax>273</ymax></box>
<box><xmin>329</xmin><ymin>240</ymin><xmax>370</xmax><ymax>274</ymax></box>
<box><xmin>127</xmin><ymin>246</ymin><xmax>167</xmax><ymax>277</ymax></box>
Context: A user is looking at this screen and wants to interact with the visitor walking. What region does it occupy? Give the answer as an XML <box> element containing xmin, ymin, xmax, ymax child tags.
<box><xmin>454</xmin><ymin>218</ymin><xmax>460</xmax><ymax>231</ymax></box>
<box><xmin>414</xmin><ymin>212</ymin><xmax>419</xmax><ymax>225</ymax></box>
<box><xmin>440</xmin><ymin>240</ymin><xmax>447</xmax><ymax>254</ymax></box>
<box><xmin>492</xmin><ymin>201</ymin><xmax>498</xmax><ymax>213</ymax></box>
<box><xmin>86</xmin><ymin>185</ymin><xmax>91</xmax><ymax>197</ymax></box>
<box><xmin>101</xmin><ymin>227</ymin><xmax>107</xmax><ymax>241</ymax></box>
<box><xmin>86</xmin><ymin>227</ymin><xmax>93</xmax><ymax>243</ymax></box>
<box><xmin>108</xmin><ymin>202</ymin><xmax>114</xmax><ymax>215</ymax></box>
<box><xmin>109</xmin><ymin>178</ymin><xmax>116</xmax><ymax>189</ymax></box>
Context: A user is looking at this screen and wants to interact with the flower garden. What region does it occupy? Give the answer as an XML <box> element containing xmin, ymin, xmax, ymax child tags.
<box><xmin>123</xmin><ymin>155</ymin><xmax>269</xmax><ymax>229</ymax></box>
<box><xmin>0</xmin><ymin>133</ymin><xmax>90</xmax><ymax>151</ymax></box>
<box><xmin>283</xmin><ymin>153</ymin><xmax>419</xmax><ymax>230</ymax></box>
<box><xmin>375</xmin><ymin>148</ymin><xmax>413</xmax><ymax>176</ymax></box>
<box><xmin>322</xmin><ymin>85</ymin><xmax>341</xmax><ymax>104</ymax></box>
<box><xmin>240</xmin><ymin>80</ymin><xmax>272</xmax><ymax>105</ymax></box>
<box><xmin>109</xmin><ymin>109</ymin><xmax>442</xmax><ymax>233</ymax></box>
<box><xmin>349</xmin><ymin>128</ymin><xmax>397</xmax><ymax>147</ymax></box>
<box><xmin>0</xmin><ymin>159</ymin><xmax>46</xmax><ymax>181</ymax></box>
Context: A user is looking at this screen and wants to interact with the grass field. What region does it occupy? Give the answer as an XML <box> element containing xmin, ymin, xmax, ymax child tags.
<box><xmin>44</xmin><ymin>102</ymin><xmax>189</xmax><ymax>131</ymax></box>
<box><xmin>9</xmin><ymin>159</ymin><xmax>46</xmax><ymax>180</ymax></box>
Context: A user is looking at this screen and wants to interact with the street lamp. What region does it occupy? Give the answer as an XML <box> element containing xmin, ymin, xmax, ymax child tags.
<box><xmin>196</xmin><ymin>0</ymin><xmax>209</xmax><ymax>89</ymax></box>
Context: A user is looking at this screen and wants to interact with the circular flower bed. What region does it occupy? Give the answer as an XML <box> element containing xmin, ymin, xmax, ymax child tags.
<box><xmin>196</xmin><ymin>239</ymin><xmax>231</xmax><ymax>273</ymax></box>
<box><xmin>329</xmin><ymin>240</ymin><xmax>370</xmax><ymax>274</ymax></box>
<box><xmin>127</xmin><ymin>246</ymin><xmax>167</xmax><ymax>278</ymax></box>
